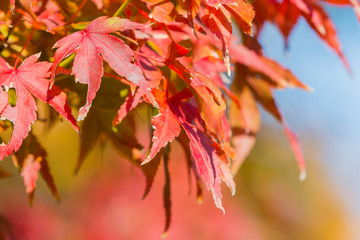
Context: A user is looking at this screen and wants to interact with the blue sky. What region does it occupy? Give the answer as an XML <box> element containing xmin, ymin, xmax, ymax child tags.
<box><xmin>259</xmin><ymin>6</ymin><xmax>360</xmax><ymax>236</ymax></box>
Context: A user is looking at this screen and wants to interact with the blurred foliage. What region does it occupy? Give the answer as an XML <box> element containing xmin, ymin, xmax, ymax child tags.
<box><xmin>0</xmin><ymin>118</ymin><xmax>352</xmax><ymax>239</ymax></box>
<box><xmin>237</xmin><ymin>123</ymin><xmax>351</xmax><ymax>240</ymax></box>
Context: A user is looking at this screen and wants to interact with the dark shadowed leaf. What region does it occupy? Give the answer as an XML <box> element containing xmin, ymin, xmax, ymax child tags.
<box><xmin>13</xmin><ymin>133</ymin><xmax>60</xmax><ymax>204</ymax></box>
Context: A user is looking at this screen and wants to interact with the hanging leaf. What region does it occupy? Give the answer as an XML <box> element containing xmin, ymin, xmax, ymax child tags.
<box><xmin>13</xmin><ymin>133</ymin><xmax>60</xmax><ymax>204</ymax></box>
<box><xmin>246</xmin><ymin>76</ymin><xmax>306</xmax><ymax>180</ymax></box>
<box><xmin>143</xmin><ymin>89</ymin><xmax>181</xmax><ymax>164</ymax></box>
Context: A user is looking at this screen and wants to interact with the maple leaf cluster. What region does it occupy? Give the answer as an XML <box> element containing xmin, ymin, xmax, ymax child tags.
<box><xmin>0</xmin><ymin>0</ymin><xmax>357</xmax><ymax>234</ymax></box>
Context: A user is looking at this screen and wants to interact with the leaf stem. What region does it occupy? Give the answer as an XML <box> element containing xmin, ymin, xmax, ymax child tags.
<box><xmin>0</xmin><ymin>15</ymin><xmax>22</xmax><ymax>54</ymax></box>
<box><xmin>68</xmin><ymin>0</ymin><xmax>88</xmax><ymax>24</ymax></box>
<box><xmin>103</xmin><ymin>72</ymin><xmax>131</xmax><ymax>85</ymax></box>
<box><xmin>13</xmin><ymin>28</ymin><xmax>35</xmax><ymax>68</ymax></box>
<box><xmin>113</xmin><ymin>0</ymin><xmax>133</xmax><ymax>17</ymax></box>
<box><xmin>0</xmin><ymin>27</ymin><xmax>14</xmax><ymax>53</ymax></box>
<box><xmin>133</xmin><ymin>51</ymin><xmax>164</xmax><ymax>63</ymax></box>
<box><xmin>162</xmin><ymin>145</ymin><xmax>171</xmax><ymax>237</ymax></box>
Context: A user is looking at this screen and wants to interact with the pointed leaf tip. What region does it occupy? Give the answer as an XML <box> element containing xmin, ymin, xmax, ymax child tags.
<box><xmin>161</xmin><ymin>232</ymin><xmax>168</xmax><ymax>239</ymax></box>
<box><xmin>212</xmin><ymin>189</ymin><xmax>225</xmax><ymax>214</ymax></box>
<box><xmin>299</xmin><ymin>170</ymin><xmax>307</xmax><ymax>181</ymax></box>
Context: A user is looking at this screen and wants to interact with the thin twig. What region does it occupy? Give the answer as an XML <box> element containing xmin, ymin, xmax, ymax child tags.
<box><xmin>13</xmin><ymin>28</ymin><xmax>35</xmax><ymax>68</ymax></box>
<box><xmin>133</xmin><ymin>51</ymin><xmax>164</xmax><ymax>63</ymax></box>
<box><xmin>113</xmin><ymin>0</ymin><xmax>133</xmax><ymax>17</ymax></box>
<box><xmin>68</xmin><ymin>0</ymin><xmax>88</xmax><ymax>24</ymax></box>
<box><xmin>103</xmin><ymin>72</ymin><xmax>131</xmax><ymax>85</ymax></box>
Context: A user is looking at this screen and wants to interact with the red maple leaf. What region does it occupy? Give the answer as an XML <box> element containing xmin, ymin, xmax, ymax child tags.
<box><xmin>201</xmin><ymin>6</ymin><xmax>233</xmax><ymax>74</ymax></box>
<box><xmin>229</xmin><ymin>42</ymin><xmax>310</xmax><ymax>90</ymax></box>
<box><xmin>167</xmin><ymin>64</ymin><xmax>226</xmax><ymax>141</ymax></box>
<box><xmin>0</xmin><ymin>53</ymin><xmax>78</xmax><ymax>160</ymax></box>
<box><xmin>10</xmin><ymin>0</ymin><xmax>15</xmax><ymax>13</ymax></box>
<box><xmin>326</xmin><ymin>0</ymin><xmax>360</xmax><ymax>22</ymax></box>
<box><xmin>10</xmin><ymin>0</ymin><xmax>34</xmax><ymax>13</ymax></box>
<box><xmin>246</xmin><ymin>76</ymin><xmax>306</xmax><ymax>180</ymax></box>
<box><xmin>91</xmin><ymin>0</ymin><xmax>104</xmax><ymax>9</ymax></box>
<box><xmin>36</xmin><ymin>1</ymin><xmax>65</xmax><ymax>31</ymax></box>
<box><xmin>112</xmin><ymin>88</ymin><xmax>144</xmax><ymax>126</ymax></box>
<box><xmin>142</xmin><ymin>89</ymin><xmax>181</xmax><ymax>164</ymax></box>
<box><xmin>200</xmin><ymin>0</ymin><xmax>254</xmax><ymax>73</ymax></box>
<box><xmin>171</xmin><ymin>100</ymin><xmax>235</xmax><ymax>213</ymax></box>
<box><xmin>52</xmin><ymin>16</ymin><xmax>156</xmax><ymax>121</ymax></box>
<box><xmin>19</xmin><ymin>154</ymin><xmax>41</xmax><ymax>193</ymax></box>
<box><xmin>18</xmin><ymin>0</ymin><xmax>65</xmax><ymax>33</ymax></box>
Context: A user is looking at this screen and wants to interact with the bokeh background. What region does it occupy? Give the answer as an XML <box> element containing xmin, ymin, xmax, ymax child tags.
<box><xmin>0</xmin><ymin>5</ymin><xmax>360</xmax><ymax>240</ymax></box>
